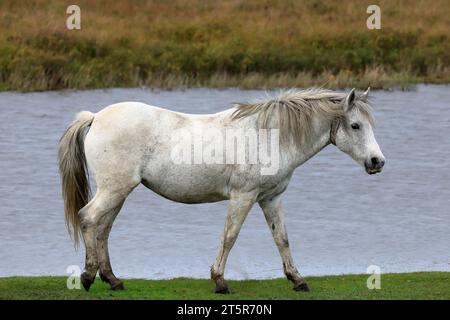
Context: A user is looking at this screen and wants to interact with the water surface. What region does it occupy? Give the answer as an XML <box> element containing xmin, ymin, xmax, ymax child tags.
<box><xmin>0</xmin><ymin>85</ymin><xmax>449</xmax><ymax>279</ymax></box>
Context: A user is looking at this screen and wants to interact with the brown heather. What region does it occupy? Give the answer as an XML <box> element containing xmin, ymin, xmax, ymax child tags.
<box><xmin>0</xmin><ymin>0</ymin><xmax>449</xmax><ymax>91</ymax></box>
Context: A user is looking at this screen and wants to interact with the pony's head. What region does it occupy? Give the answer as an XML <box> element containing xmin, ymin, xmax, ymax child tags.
<box><xmin>332</xmin><ymin>88</ymin><xmax>385</xmax><ymax>175</ymax></box>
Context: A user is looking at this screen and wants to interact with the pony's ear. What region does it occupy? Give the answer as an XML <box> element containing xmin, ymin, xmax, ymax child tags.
<box><xmin>360</xmin><ymin>87</ymin><xmax>370</xmax><ymax>102</ymax></box>
<box><xmin>344</xmin><ymin>88</ymin><xmax>356</xmax><ymax>112</ymax></box>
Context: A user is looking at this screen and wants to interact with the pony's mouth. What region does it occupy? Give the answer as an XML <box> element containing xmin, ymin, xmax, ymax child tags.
<box><xmin>365</xmin><ymin>166</ymin><xmax>383</xmax><ymax>175</ymax></box>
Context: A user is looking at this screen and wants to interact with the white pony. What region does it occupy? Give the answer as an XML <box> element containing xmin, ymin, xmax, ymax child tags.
<box><xmin>58</xmin><ymin>87</ymin><xmax>385</xmax><ymax>293</ymax></box>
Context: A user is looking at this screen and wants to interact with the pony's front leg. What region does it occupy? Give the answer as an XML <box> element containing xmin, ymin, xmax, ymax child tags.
<box><xmin>259</xmin><ymin>196</ymin><xmax>310</xmax><ymax>292</ymax></box>
<box><xmin>211</xmin><ymin>191</ymin><xmax>256</xmax><ymax>294</ymax></box>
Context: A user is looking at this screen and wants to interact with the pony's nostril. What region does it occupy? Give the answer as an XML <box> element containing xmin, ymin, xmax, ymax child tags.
<box><xmin>371</xmin><ymin>157</ymin><xmax>379</xmax><ymax>166</ymax></box>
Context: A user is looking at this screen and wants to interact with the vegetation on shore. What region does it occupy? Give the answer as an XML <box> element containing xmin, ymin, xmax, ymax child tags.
<box><xmin>0</xmin><ymin>272</ymin><xmax>449</xmax><ymax>300</ymax></box>
<box><xmin>0</xmin><ymin>0</ymin><xmax>449</xmax><ymax>91</ymax></box>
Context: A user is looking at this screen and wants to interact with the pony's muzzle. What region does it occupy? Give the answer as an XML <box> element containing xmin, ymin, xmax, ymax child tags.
<box><xmin>365</xmin><ymin>156</ymin><xmax>385</xmax><ymax>174</ymax></box>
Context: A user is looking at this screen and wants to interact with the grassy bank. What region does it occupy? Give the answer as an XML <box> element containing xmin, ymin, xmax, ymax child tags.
<box><xmin>0</xmin><ymin>0</ymin><xmax>449</xmax><ymax>91</ymax></box>
<box><xmin>0</xmin><ymin>272</ymin><xmax>449</xmax><ymax>299</ymax></box>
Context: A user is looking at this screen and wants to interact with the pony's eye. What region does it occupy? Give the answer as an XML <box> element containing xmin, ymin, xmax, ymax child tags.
<box><xmin>351</xmin><ymin>123</ymin><xmax>360</xmax><ymax>130</ymax></box>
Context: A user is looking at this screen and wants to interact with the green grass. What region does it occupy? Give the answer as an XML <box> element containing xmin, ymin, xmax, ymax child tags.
<box><xmin>0</xmin><ymin>272</ymin><xmax>449</xmax><ymax>300</ymax></box>
<box><xmin>2</xmin><ymin>31</ymin><xmax>448</xmax><ymax>91</ymax></box>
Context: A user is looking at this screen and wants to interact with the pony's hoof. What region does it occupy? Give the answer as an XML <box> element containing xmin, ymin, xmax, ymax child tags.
<box><xmin>294</xmin><ymin>282</ymin><xmax>310</xmax><ymax>292</ymax></box>
<box><xmin>111</xmin><ymin>282</ymin><xmax>125</xmax><ymax>291</ymax></box>
<box><xmin>80</xmin><ymin>272</ymin><xmax>95</xmax><ymax>292</ymax></box>
<box><xmin>215</xmin><ymin>286</ymin><xmax>230</xmax><ymax>294</ymax></box>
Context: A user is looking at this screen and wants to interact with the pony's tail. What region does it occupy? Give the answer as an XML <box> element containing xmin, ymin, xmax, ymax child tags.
<box><xmin>58</xmin><ymin>111</ymin><xmax>95</xmax><ymax>248</ymax></box>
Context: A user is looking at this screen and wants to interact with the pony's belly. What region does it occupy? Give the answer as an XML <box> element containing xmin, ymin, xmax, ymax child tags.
<box><xmin>141</xmin><ymin>178</ymin><xmax>228</xmax><ymax>204</ymax></box>
<box><xmin>140</xmin><ymin>163</ymin><xmax>231</xmax><ymax>204</ymax></box>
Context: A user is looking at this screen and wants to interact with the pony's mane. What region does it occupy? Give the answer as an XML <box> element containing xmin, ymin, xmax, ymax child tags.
<box><xmin>231</xmin><ymin>88</ymin><xmax>374</xmax><ymax>146</ymax></box>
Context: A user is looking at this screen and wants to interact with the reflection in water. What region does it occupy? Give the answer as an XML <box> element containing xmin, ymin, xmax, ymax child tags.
<box><xmin>0</xmin><ymin>85</ymin><xmax>449</xmax><ymax>279</ymax></box>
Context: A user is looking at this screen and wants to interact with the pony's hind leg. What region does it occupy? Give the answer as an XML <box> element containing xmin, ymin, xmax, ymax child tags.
<box><xmin>79</xmin><ymin>187</ymin><xmax>133</xmax><ymax>291</ymax></box>
<box><xmin>96</xmin><ymin>201</ymin><xmax>125</xmax><ymax>290</ymax></box>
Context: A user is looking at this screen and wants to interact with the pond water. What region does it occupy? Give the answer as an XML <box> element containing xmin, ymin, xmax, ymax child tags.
<box><xmin>0</xmin><ymin>85</ymin><xmax>449</xmax><ymax>279</ymax></box>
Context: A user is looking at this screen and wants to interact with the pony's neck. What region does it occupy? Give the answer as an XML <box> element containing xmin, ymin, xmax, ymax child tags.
<box><xmin>289</xmin><ymin>117</ymin><xmax>333</xmax><ymax>168</ymax></box>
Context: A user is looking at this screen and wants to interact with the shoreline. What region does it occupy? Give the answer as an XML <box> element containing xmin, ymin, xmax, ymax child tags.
<box><xmin>0</xmin><ymin>82</ymin><xmax>448</xmax><ymax>96</ymax></box>
<box><xmin>1</xmin><ymin>69</ymin><xmax>448</xmax><ymax>93</ymax></box>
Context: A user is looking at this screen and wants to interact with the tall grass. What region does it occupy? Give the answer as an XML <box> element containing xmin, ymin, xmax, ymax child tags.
<box><xmin>0</xmin><ymin>0</ymin><xmax>449</xmax><ymax>91</ymax></box>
